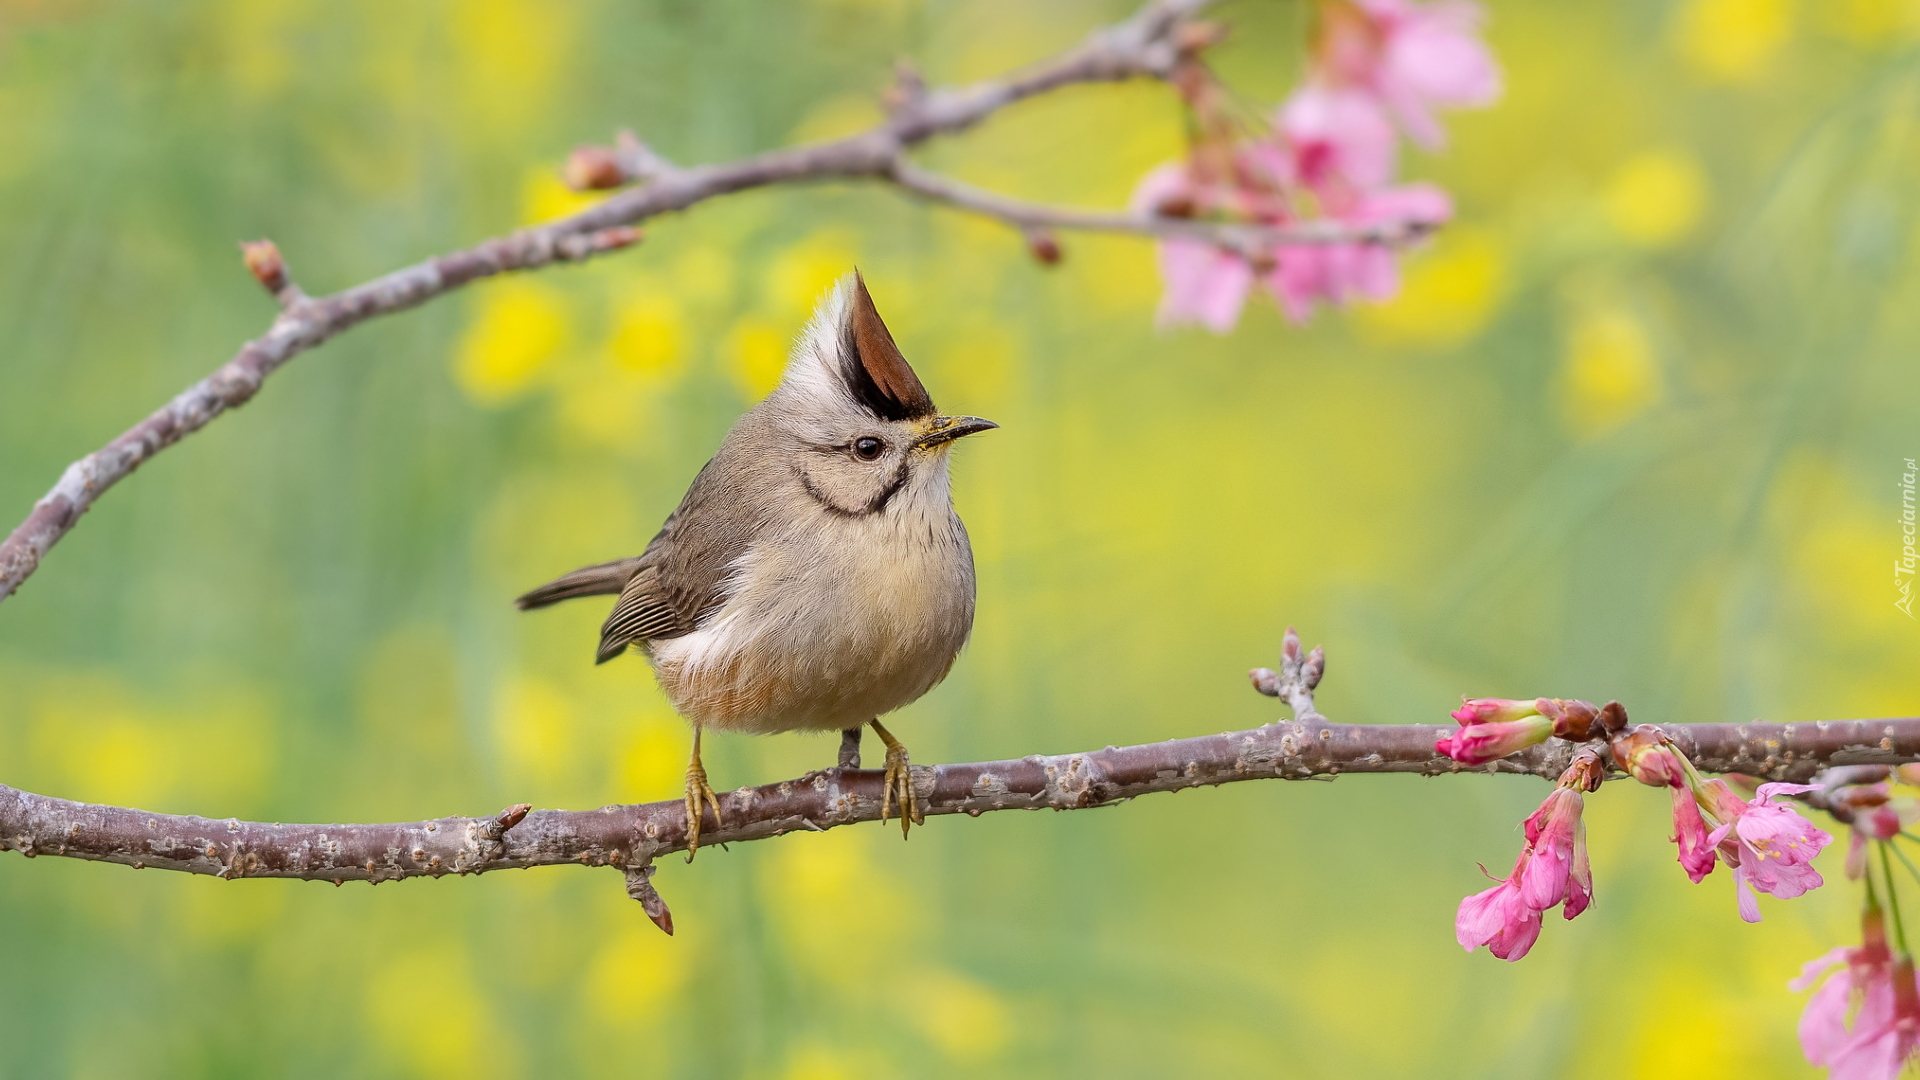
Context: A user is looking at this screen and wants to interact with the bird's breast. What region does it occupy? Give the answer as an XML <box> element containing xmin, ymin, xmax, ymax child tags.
<box><xmin>646</xmin><ymin>502</ymin><xmax>975</xmax><ymax>734</ymax></box>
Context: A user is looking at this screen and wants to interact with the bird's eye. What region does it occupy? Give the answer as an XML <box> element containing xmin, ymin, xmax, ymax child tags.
<box><xmin>852</xmin><ymin>437</ymin><xmax>884</xmax><ymax>460</ymax></box>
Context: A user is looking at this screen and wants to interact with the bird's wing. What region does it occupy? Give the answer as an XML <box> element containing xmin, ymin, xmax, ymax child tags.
<box><xmin>596</xmin><ymin>566</ymin><xmax>686</xmax><ymax>662</ymax></box>
<box><xmin>595</xmin><ymin>452</ymin><xmax>762</xmax><ymax>663</ymax></box>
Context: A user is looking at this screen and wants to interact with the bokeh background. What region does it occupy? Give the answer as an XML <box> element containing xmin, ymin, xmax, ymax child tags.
<box><xmin>3</xmin><ymin>0</ymin><xmax>1919</xmax><ymax>1076</ymax></box>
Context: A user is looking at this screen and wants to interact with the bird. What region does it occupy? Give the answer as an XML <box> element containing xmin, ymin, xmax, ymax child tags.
<box><xmin>514</xmin><ymin>271</ymin><xmax>996</xmax><ymax>858</ymax></box>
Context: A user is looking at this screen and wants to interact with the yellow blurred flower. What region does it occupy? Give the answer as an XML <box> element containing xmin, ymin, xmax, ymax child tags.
<box><xmin>494</xmin><ymin>675</ymin><xmax>577</xmax><ymax>788</ymax></box>
<box><xmin>520</xmin><ymin>166</ymin><xmax>600</xmax><ymax>226</ymax></box>
<box><xmin>909</xmin><ymin>969</ymin><xmax>1012</xmax><ymax>1061</ymax></box>
<box><xmin>759</xmin><ymin>830</ymin><xmax>910</xmax><ymax>984</ymax></box>
<box><xmin>1674</xmin><ymin>0</ymin><xmax>1794</xmax><ymax>82</ymax></box>
<box><xmin>448</xmin><ymin>0</ymin><xmax>575</xmax><ymax>137</ymax></box>
<box><xmin>726</xmin><ymin>317</ymin><xmax>791</xmax><ymax>401</ymax></box>
<box><xmin>582</xmin><ymin>926</ymin><xmax>686</xmax><ymax>1023</ymax></box>
<box><xmin>1355</xmin><ymin>228</ymin><xmax>1507</xmax><ymax>348</ymax></box>
<box><xmin>618</xmin><ymin>712</ymin><xmax>692</xmax><ymax>801</ymax></box>
<box><xmin>1813</xmin><ymin>0</ymin><xmax>1920</xmax><ymax>46</ymax></box>
<box><xmin>1604</xmin><ymin>150</ymin><xmax>1709</xmax><ymax>247</ymax></box>
<box><xmin>766</xmin><ymin>231</ymin><xmax>860</xmax><ymax>318</ymax></box>
<box><xmin>454</xmin><ymin>279</ymin><xmax>571</xmax><ymax>405</ymax></box>
<box><xmin>609</xmin><ymin>292</ymin><xmax>687</xmax><ymax>378</ymax></box>
<box><xmin>365</xmin><ymin>946</ymin><xmax>511</xmax><ymax>1080</ymax></box>
<box><xmin>1560</xmin><ymin>306</ymin><xmax>1661</xmax><ymax>437</ymax></box>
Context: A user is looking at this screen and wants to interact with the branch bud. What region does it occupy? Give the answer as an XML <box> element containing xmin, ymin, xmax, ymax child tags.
<box><xmin>239</xmin><ymin>239</ymin><xmax>288</xmax><ymax>294</ymax></box>
<box><xmin>564</xmin><ymin>145</ymin><xmax>627</xmax><ymax>191</ymax></box>
<box><xmin>883</xmin><ymin>58</ymin><xmax>928</xmax><ymax>112</ymax></box>
<box><xmin>1174</xmin><ymin>20</ymin><xmax>1231</xmax><ymax>55</ymax></box>
<box><xmin>1535</xmin><ymin>698</ymin><xmax>1599</xmax><ymax>740</ymax></box>
<box><xmin>1025</xmin><ymin>228</ymin><xmax>1063</xmax><ymax>266</ymax></box>
<box><xmin>1302</xmin><ymin>645</ymin><xmax>1324</xmax><ymax>690</ymax></box>
<box><xmin>1249</xmin><ymin>667</ymin><xmax>1282</xmax><ymax>697</ymax></box>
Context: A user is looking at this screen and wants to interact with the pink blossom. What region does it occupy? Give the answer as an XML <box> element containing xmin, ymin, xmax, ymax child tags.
<box><xmin>1669</xmin><ymin>782</ymin><xmax>1718</xmax><ymax>883</ymax></box>
<box><xmin>1456</xmin><ymin>876</ymin><xmax>1542</xmax><ymax>961</ymax></box>
<box><xmin>1705</xmin><ymin>782</ymin><xmax>1832</xmax><ymax>922</ymax></box>
<box><xmin>1317</xmin><ymin>0</ymin><xmax>1502</xmax><ymax>148</ymax></box>
<box><xmin>1434</xmin><ymin>713</ymin><xmax>1552</xmax><ymax>765</ymax></box>
<box><xmin>1450</xmin><ymin>697</ymin><xmax>1539</xmax><ymax>725</ymax></box>
<box><xmin>1516</xmin><ymin>787</ymin><xmax>1591</xmax><ymax>917</ymax></box>
<box><xmin>1155</xmin><ymin>239</ymin><xmax>1256</xmax><ymax>333</ymax></box>
<box><xmin>1809</xmin><ymin>954</ymin><xmax>1920</xmax><ymax>1080</ymax></box>
<box><xmin>1797</xmin><ymin>946</ymin><xmax>1858</xmax><ymax>1065</ymax></box>
<box><xmin>1131</xmin><ymin>162</ymin><xmax>1261</xmax><ymax>333</ymax></box>
<box><xmin>1265</xmin><ymin>183</ymin><xmax>1451</xmax><ymax>323</ymax></box>
<box><xmin>1274</xmin><ymin>85</ymin><xmax>1398</xmax><ymax>200</ymax></box>
<box><xmin>1456</xmin><ymin>783</ymin><xmax>1592</xmax><ymax>961</ymax></box>
<box><xmin>1795</xmin><ymin>910</ymin><xmax>1902</xmax><ymax>1074</ymax></box>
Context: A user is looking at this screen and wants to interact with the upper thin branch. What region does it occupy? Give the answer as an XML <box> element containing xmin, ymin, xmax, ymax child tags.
<box><xmin>0</xmin><ymin>0</ymin><xmax>1436</xmax><ymax>605</ymax></box>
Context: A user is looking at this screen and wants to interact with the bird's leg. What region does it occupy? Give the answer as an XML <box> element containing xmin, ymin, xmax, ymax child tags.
<box><xmin>869</xmin><ymin>718</ymin><xmax>923</xmax><ymax>836</ymax></box>
<box><xmin>837</xmin><ymin>727</ymin><xmax>863</xmax><ymax>770</ymax></box>
<box><xmin>683</xmin><ymin>726</ymin><xmax>722</xmax><ymax>862</ymax></box>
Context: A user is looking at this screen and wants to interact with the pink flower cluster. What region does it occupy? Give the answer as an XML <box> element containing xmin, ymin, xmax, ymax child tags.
<box><xmin>1444</xmin><ymin>704</ymin><xmax>1834</xmax><ymax>963</ymax></box>
<box><xmin>1136</xmin><ymin>0</ymin><xmax>1498</xmax><ymax>331</ymax></box>
<box><xmin>1613</xmin><ymin>726</ymin><xmax>1832</xmax><ymax>922</ymax></box>
<box><xmin>1796</xmin><ymin>909</ymin><xmax>1920</xmax><ymax>1080</ymax></box>
<box><xmin>1457</xmin><ymin>780</ymin><xmax>1592</xmax><ymax>961</ymax></box>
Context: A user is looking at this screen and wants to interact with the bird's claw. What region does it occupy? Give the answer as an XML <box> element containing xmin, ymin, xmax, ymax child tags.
<box><xmin>873</xmin><ymin>721</ymin><xmax>923</xmax><ymax>837</ymax></box>
<box><xmin>684</xmin><ymin>760</ymin><xmax>722</xmax><ymax>862</ymax></box>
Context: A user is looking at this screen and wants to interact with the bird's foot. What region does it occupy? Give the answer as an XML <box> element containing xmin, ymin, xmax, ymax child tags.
<box><xmin>837</xmin><ymin>726</ymin><xmax>863</xmax><ymax>770</ymax></box>
<box><xmin>684</xmin><ymin>752</ymin><xmax>722</xmax><ymax>863</ymax></box>
<box><xmin>870</xmin><ymin>719</ymin><xmax>923</xmax><ymax>837</ymax></box>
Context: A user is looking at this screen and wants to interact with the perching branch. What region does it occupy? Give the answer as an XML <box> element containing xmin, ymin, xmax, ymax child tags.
<box><xmin>0</xmin><ymin>0</ymin><xmax>1439</xmax><ymax>605</ymax></box>
<box><xmin>5</xmin><ymin>629</ymin><xmax>1916</xmax><ymax>934</ymax></box>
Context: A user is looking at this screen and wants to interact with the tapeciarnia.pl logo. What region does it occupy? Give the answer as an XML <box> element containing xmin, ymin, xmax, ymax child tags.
<box><xmin>1899</xmin><ymin>457</ymin><xmax>1917</xmax><ymax>619</ymax></box>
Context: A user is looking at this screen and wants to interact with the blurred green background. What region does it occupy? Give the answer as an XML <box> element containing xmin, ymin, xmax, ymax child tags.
<box><xmin>3</xmin><ymin>0</ymin><xmax>1919</xmax><ymax>1076</ymax></box>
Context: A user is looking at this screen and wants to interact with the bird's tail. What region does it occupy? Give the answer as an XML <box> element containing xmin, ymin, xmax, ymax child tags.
<box><xmin>514</xmin><ymin>558</ymin><xmax>643</xmax><ymax>610</ymax></box>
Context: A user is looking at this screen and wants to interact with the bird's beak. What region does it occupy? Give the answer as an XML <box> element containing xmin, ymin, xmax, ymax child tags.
<box><xmin>914</xmin><ymin>415</ymin><xmax>999</xmax><ymax>450</ymax></box>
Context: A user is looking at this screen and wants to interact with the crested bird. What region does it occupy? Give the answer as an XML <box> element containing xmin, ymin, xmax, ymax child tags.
<box><xmin>515</xmin><ymin>272</ymin><xmax>996</xmax><ymax>857</ymax></box>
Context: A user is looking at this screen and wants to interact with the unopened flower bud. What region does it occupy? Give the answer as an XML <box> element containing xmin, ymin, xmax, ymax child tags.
<box><xmin>1302</xmin><ymin>645</ymin><xmax>1324</xmax><ymax>690</ymax></box>
<box><xmin>1451</xmin><ymin>698</ymin><xmax>1540</xmax><ymax>725</ymax></box>
<box><xmin>564</xmin><ymin>145</ymin><xmax>627</xmax><ymax>191</ymax></box>
<box><xmin>1435</xmin><ymin>716</ymin><xmax>1553</xmax><ymax>766</ymax></box>
<box><xmin>1536</xmin><ymin>698</ymin><xmax>1599</xmax><ymax>740</ymax></box>
<box><xmin>1610</xmin><ymin>725</ymin><xmax>1688</xmax><ymax>788</ymax></box>
<box><xmin>1025</xmin><ymin>229</ymin><xmax>1062</xmax><ymax>266</ymax></box>
<box><xmin>1249</xmin><ymin>667</ymin><xmax>1282</xmax><ymax>697</ymax></box>
<box><xmin>239</xmin><ymin>239</ymin><xmax>288</xmax><ymax>294</ymax></box>
<box><xmin>1557</xmin><ymin>748</ymin><xmax>1607</xmax><ymax>793</ymax></box>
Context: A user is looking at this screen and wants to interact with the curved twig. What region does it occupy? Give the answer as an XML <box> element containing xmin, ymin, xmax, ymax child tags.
<box><xmin>0</xmin><ymin>0</ymin><xmax>1212</xmax><ymax>604</ymax></box>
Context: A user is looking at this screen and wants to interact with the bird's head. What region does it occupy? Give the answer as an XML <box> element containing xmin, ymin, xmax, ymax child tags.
<box><xmin>762</xmin><ymin>272</ymin><xmax>996</xmax><ymax>517</ymax></box>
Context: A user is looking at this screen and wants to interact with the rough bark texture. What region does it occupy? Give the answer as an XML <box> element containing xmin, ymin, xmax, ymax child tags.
<box><xmin>7</xmin><ymin>717</ymin><xmax>1917</xmax><ymax>886</ymax></box>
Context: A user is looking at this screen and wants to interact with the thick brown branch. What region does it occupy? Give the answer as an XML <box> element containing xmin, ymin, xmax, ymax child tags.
<box><xmin>6</xmin><ymin>717</ymin><xmax>1916</xmax><ymax>887</ymax></box>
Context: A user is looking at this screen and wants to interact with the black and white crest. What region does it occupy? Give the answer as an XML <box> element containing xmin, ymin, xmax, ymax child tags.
<box><xmin>782</xmin><ymin>272</ymin><xmax>936</xmax><ymax>421</ymax></box>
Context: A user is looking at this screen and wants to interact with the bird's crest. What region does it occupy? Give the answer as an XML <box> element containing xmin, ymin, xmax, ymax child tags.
<box><xmin>782</xmin><ymin>272</ymin><xmax>936</xmax><ymax>421</ymax></box>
